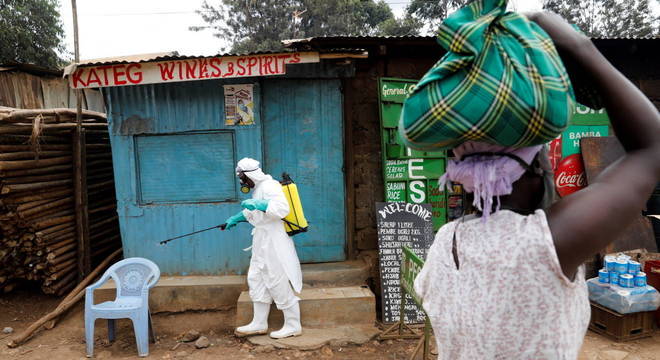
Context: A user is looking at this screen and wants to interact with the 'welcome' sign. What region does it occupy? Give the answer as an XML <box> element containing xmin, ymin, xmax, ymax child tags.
<box><xmin>376</xmin><ymin>202</ymin><xmax>434</xmax><ymax>324</ymax></box>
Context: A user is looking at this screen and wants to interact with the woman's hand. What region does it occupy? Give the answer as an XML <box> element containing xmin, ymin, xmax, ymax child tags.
<box><xmin>524</xmin><ymin>11</ymin><xmax>591</xmax><ymax>55</ymax></box>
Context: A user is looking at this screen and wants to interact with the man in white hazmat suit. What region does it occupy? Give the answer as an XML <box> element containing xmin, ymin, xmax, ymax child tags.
<box><xmin>224</xmin><ymin>157</ymin><xmax>303</xmax><ymax>339</ymax></box>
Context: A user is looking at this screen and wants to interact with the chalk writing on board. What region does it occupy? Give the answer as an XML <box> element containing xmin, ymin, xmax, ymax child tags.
<box><xmin>376</xmin><ymin>202</ymin><xmax>434</xmax><ymax>324</ymax></box>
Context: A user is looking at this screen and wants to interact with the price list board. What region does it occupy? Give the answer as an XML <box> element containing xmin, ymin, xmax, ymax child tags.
<box><xmin>376</xmin><ymin>202</ymin><xmax>435</xmax><ymax>324</ymax></box>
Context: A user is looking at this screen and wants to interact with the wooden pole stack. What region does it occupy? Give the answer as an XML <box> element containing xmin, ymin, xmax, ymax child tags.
<box><xmin>0</xmin><ymin>107</ymin><xmax>122</xmax><ymax>295</ymax></box>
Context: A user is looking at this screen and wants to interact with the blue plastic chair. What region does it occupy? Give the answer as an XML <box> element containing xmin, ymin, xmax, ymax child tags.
<box><xmin>85</xmin><ymin>257</ymin><xmax>160</xmax><ymax>357</ymax></box>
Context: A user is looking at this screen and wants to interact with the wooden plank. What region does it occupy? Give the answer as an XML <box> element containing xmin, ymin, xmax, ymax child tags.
<box><xmin>81</xmin><ymin>129</ymin><xmax>90</xmax><ymax>274</ymax></box>
<box><xmin>73</xmin><ymin>128</ymin><xmax>85</xmax><ymax>279</ymax></box>
<box><xmin>342</xmin><ymin>78</ymin><xmax>356</xmax><ymax>260</ymax></box>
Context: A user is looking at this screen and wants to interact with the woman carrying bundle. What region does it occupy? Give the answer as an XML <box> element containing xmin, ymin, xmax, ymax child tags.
<box><xmin>402</xmin><ymin>1</ymin><xmax>660</xmax><ymax>359</ymax></box>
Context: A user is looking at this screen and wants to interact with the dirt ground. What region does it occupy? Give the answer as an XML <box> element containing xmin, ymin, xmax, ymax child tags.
<box><xmin>1</xmin><ymin>287</ymin><xmax>659</xmax><ymax>360</ymax></box>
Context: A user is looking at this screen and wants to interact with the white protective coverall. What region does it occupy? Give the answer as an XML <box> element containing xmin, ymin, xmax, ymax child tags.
<box><xmin>239</xmin><ymin>159</ymin><xmax>303</xmax><ymax>310</ymax></box>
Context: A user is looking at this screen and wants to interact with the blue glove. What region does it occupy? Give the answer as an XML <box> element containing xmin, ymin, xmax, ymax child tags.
<box><xmin>241</xmin><ymin>199</ymin><xmax>269</xmax><ymax>212</ymax></box>
<box><xmin>225</xmin><ymin>211</ymin><xmax>247</xmax><ymax>230</ymax></box>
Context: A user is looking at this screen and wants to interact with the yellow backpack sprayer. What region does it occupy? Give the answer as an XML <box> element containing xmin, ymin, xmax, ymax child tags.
<box><xmin>280</xmin><ymin>173</ymin><xmax>308</xmax><ymax>236</ymax></box>
<box><xmin>160</xmin><ymin>172</ymin><xmax>307</xmax><ymax>245</ymax></box>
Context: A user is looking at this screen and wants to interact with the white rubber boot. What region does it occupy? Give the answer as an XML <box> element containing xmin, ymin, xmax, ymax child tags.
<box><xmin>235</xmin><ymin>302</ymin><xmax>270</xmax><ymax>337</ymax></box>
<box><xmin>269</xmin><ymin>302</ymin><xmax>302</xmax><ymax>339</ymax></box>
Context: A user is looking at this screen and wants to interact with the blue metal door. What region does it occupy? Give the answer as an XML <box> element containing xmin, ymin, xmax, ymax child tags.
<box><xmin>262</xmin><ymin>79</ymin><xmax>346</xmax><ymax>262</ymax></box>
<box><xmin>104</xmin><ymin>80</ymin><xmax>262</xmax><ymax>275</ymax></box>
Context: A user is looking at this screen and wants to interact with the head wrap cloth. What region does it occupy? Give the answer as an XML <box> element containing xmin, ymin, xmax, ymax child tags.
<box><xmin>399</xmin><ymin>0</ymin><xmax>574</xmax><ymax>151</ymax></box>
<box><xmin>400</xmin><ymin>0</ymin><xmax>571</xmax><ymax>219</ymax></box>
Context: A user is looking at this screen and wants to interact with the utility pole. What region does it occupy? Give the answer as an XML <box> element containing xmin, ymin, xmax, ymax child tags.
<box><xmin>71</xmin><ymin>0</ymin><xmax>90</xmax><ymax>279</ymax></box>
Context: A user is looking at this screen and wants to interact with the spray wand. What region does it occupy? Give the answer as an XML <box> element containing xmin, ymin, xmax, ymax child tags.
<box><xmin>159</xmin><ymin>223</ymin><xmax>227</xmax><ymax>245</ymax></box>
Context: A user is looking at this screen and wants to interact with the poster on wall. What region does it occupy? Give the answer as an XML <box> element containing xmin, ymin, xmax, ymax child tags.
<box><xmin>224</xmin><ymin>84</ymin><xmax>255</xmax><ymax>126</ymax></box>
<box><xmin>549</xmin><ymin>105</ymin><xmax>609</xmax><ymax>197</ymax></box>
<box><xmin>376</xmin><ymin>202</ymin><xmax>434</xmax><ymax>324</ymax></box>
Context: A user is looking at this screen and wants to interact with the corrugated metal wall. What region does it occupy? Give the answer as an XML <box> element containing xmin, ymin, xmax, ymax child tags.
<box><xmin>105</xmin><ymin>80</ymin><xmax>263</xmax><ymax>275</ymax></box>
<box><xmin>0</xmin><ymin>70</ymin><xmax>104</xmax><ymax>111</ymax></box>
<box><xmin>104</xmin><ymin>75</ymin><xmax>347</xmax><ymax>274</ymax></box>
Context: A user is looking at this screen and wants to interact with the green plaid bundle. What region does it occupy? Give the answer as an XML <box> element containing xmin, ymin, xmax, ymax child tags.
<box><xmin>399</xmin><ymin>0</ymin><xmax>575</xmax><ymax>151</ymax></box>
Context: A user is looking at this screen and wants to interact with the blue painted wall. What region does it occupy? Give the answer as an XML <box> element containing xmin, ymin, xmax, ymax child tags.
<box><xmin>104</xmin><ymin>77</ymin><xmax>346</xmax><ymax>274</ymax></box>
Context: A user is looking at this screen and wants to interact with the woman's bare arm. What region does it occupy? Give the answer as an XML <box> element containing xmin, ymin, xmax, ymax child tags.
<box><xmin>528</xmin><ymin>12</ymin><xmax>660</xmax><ymax>279</ymax></box>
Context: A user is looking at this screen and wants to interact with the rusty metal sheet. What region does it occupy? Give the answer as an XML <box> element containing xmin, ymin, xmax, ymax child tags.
<box><xmin>13</xmin><ymin>72</ymin><xmax>43</xmax><ymax>109</ymax></box>
<box><xmin>1</xmin><ymin>68</ymin><xmax>103</xmax><ymax>111</ymax></box>
<box><xmin>582</xmin><ymin>136</ymin><xmax>625</xmax><ymax>181</ymax></box>
<box><xmin>0</xmin><ymin>72</ymin><xmax>44</xmax><ymax>109</ymax></box>
<box><xmin>581</xmin><ymin>136</ymin><xmax>657</xmax><ymax>253</ymax></box>
<box><xmin>83</xmin><ymin>89</ymin><xmax>105</xmax><ymax>112</ymax></box>
<box><xmin>41</xmin><ymin>77</ymin><xmax>71</xmax><ymax>108</ymax></box>
<box><xmin>0</xmin><ymin>73</ymin><xmax>17</xmax><ymax>107</ymax></box>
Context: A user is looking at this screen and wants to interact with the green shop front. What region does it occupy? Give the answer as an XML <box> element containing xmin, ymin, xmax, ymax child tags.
<box><xmin>378</xmin><ymin>77</ymin><xmax>453</xmax><ymax>232</ymax></box>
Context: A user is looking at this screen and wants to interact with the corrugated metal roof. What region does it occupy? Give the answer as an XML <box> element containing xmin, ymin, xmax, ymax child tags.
<box><xmin>283</xmin><ymin>35</ymin><xmax>436</xmax><ymax>47</ymax></box>
<box><xmin>592</xmin><ymin>35</ymin><xmax>659</xmax><ymax>40</ymax></box>
<box><xmin>284</xmin><ymin>34</ymin><xmax>658</xmax><ymax>45</ymax></box>
<box><xmin>72</xmin><ymin>48</ymin><xmax>317</xmax><ymax>67</ymax></box>
<box><xmin>64</xmin><ymin>34</ymin><xmax>657</xmax><ymax>70</ymax></box>
<box><xmin>0</xmin><ymin>62</ymin><xmax>62</xmax><ymax>76</ymax></box>
<box><xmin>284</xmin><ymin>35</ymin><xmax>657</xmax><ymax>54</ymax></box>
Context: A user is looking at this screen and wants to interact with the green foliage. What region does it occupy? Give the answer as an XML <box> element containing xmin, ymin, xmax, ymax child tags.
<box><xmin>0</xmin><ymin>0</ymin><xmax>66</xmax><ymax>68</ymax></box>
<box><xmin>191</xmin><ymin>0</ymin><xmax>421</xmax><ymax>53</ymax></box>
<box><xmin>405</xmin><ymin>0</ymin><xmax>472</xmax><ymax>31</ymax></box>
<box><xmin>375</xmin><ymin>16</ymin><xmax>423</xmax><ymax>36</ymax></box>
<box><xmin>598</xmin><ymin>0</ymin><xmax>658</xmax><ymax>38</ymax></box>
<box><xmin>543</xmin><ymin>0</ymin><xmax>659</xmax><ymax>38</ymax></box>
<box><xmin>405</xmin><ymin>0</ymin><xmax>658</xmax><ymax>38</ymax></box>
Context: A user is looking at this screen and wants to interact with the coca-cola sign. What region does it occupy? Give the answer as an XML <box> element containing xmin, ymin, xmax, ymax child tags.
<box><xmin>555</xmin><ymin>154</ymin><xmax>587</xmax><ymax>197</ymax></box>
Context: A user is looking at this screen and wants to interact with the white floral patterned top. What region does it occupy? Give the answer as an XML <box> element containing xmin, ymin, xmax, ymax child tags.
<box><xmin>415</xmin><ymin>210</ymin><xmax>590</xmax><ymax>360</ymax></box>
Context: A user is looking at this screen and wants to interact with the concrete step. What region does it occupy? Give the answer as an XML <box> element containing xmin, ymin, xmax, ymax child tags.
<box><xmin>94</xmin><ymin>260</ymin><xmax>370</xmax><ymax>313</ymax></box>
<box><xmin>235</xmin><ymin>286</ymin><xmax>376</xmax><ymax>328</ymax></box>
<box><xmin>301</xmin><ymin>260</ymin><xmax>370</xmax><ymax>287</ymax></box>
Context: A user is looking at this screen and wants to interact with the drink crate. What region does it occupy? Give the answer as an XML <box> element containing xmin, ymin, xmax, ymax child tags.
<box><xmin>644</xmin><ymin>260</ymin><xmax>660</xmax><ymax>327</ymax></box>
<box><xmin>588</xmin><ymin>302</ymin><xmax>656</xmax><ymax>341</ymax></box>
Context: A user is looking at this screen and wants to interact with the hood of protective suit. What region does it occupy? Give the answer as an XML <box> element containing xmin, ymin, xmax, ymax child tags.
<box><xmin>236</xmin><ymin>157</ymin><xmax>271</xmax><ymax>184</ymax></box>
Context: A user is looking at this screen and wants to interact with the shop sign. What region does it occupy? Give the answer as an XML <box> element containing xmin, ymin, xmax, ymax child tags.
<box><xmin>385</xmin><ymin>158</ymin><xmax>444</xmax><ymax>181</ymax></box>
<box><xmin>550</xmin><ymin>105</ymin><xmax>610</xmax><ymax>197</ymax></box>
<box><xmin>555</xmin><ymin>153</ymin><xmax>587</xmax><ymax>197</ymax></box>
<box><xmin>561</xmin><ymin>125</ymin><xmax>609</xmax><ymax>157</ymax></box>
<box><xmin>379</xmin><ymin>77</ymin><xmax>449</xmax><ymax>231</ymax></box>
<box><xmin>376</xmin><ymin>202</ymin><xmax>434</xmax><ymax>324</ymax></box>
<box><xmin>380</xmin><ymin>82</ymin><xmax>416</xmax><ymax>103</ymax></box>
<box><xmin>573</xmin><ymin>104</ymin><xmax>609</xmax><ymax>125</ymax></box>
<box><xmin>69</xmin><ymin>52</ymin><xmax>320</xmax><ymax>89</ymax></box>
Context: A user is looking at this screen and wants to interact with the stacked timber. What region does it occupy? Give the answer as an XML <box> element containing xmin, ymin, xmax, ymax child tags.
<box><xmin>0</xmin><ymin>107</ymin><xmax>121</xmax><ymax>295</ymax></box>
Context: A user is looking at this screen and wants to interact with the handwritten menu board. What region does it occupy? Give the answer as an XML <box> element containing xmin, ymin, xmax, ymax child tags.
<box><xmin>376</xmin><ymin>202</ymin><xmax>435</xmax><ymax>324</ymax></box>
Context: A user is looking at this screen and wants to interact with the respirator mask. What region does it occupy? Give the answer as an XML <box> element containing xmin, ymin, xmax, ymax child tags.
<box><xmin>237</xmin><ymin>169</ymin><xmax>257</xmax><ymax>194</ymax></box>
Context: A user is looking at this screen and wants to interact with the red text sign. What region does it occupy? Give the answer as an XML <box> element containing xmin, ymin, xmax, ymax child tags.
<box><xmin>69</xmin><ymin>52</ymin><xmax>320</xmax><ymax>89</ymax></box>
<box><xmin>555</xmin><ymin>153</ymin><xmax>587</xmax><ymax>197</ymax></box>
